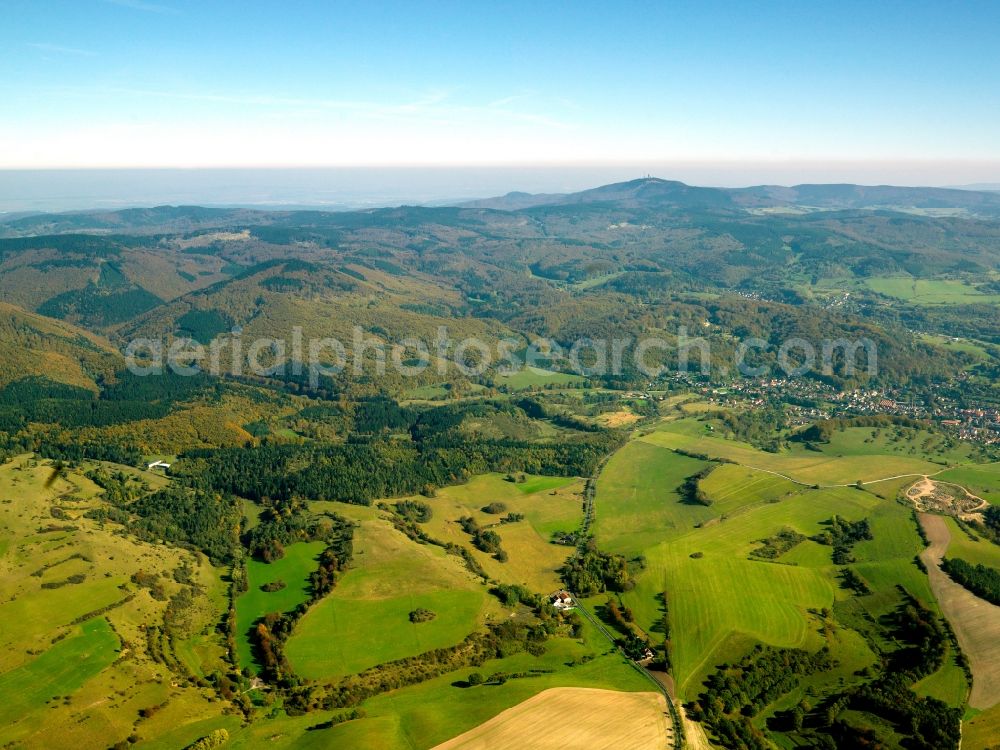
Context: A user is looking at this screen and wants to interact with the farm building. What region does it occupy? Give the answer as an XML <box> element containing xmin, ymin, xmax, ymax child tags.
<box><xmin>550</xmin><ymin>590</ymin><xmax>574</xmax><ymax>609</ymax></box>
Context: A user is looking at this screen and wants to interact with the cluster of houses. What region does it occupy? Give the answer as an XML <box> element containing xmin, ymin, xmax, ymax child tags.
<box><xmin>663</xmin><ymin>373</ymin><xmax>1000</xmax><ymax>446</ymax></box>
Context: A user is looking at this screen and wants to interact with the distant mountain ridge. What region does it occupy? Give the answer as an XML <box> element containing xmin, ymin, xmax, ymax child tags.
<box><xmin>460</xmin><ymin>177</ymin><xmax>1000</xmax><ymax>215</ymax></box>
<box><xmin>5</xmin><ymin>178</ymin><xmax>1000</xmax><ymax>237</ymax></box>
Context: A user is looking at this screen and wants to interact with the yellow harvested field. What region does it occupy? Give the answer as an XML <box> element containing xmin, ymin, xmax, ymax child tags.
<box><xmin>597</xmin><ymin>409</ymin><xmax>641</xmax><ymax>427</ymax></box>
<box><xmin>920</xmin><ymin>513</ymin><xmax>1000</xmax><ymax>709</ymax></box>
<box><xmin>432</xmin><ymin>687</ymin><xmax>670</xmax><ymax>750</ymax></box>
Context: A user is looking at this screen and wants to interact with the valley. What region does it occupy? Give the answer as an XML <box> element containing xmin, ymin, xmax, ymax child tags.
<box><xmin>0</xmin><ymin>183</ymin><xmax>999</xmax><ymax>748</ymax></box>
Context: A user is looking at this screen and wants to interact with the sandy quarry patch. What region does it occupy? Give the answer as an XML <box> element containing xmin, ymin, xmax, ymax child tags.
<box><xmin>907</xmin><ymin>477</ymin><xmax>987</xmax><ymax>522</ymax></box>
<box><xmin>431</xmin><ymin>687</ymin><xmax>671</xmax><ymax>750</ymax></box>
<box><xmin>920</xmin><ymin>513</ymin><xmax>1000</xmax><ymax>709</ymax></box>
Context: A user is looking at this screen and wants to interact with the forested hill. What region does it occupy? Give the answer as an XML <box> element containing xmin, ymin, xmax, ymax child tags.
<box><xmin>460</xmin><ymin>177</ymin><xmax>1000</xmax><ymax>215</ymax></box>
<box><xmin>0</xmin><ymin>177</ymin><xmax>999</xmax><ymax>400</ymax></box>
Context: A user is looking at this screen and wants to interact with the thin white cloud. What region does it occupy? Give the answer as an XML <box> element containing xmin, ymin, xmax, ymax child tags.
<box><xmin>488</xmin><ymin>92</ymin><xmax>536</xmax><ymax>108</ymax></box>
<box><xmin>103</xmin><ymin>0</ymin><xmax>177</xmax><ymax>14</ymax></box>
<box><xmin>28</xmin><ymin>42</ymin><xmax>97</xmax><ymax>57</ymax></box>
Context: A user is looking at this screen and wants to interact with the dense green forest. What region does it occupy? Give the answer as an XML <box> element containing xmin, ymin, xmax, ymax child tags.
<box><xmin>941</xmin><ymin>557</ymin><xmax>1000</xmax><ymax>605</ymax></box>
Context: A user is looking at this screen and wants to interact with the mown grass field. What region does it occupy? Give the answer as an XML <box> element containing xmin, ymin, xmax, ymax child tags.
<box><xmin>594</xmin><ymin>416</ymin><xmax>982</xmax><ymax>711</ymax></box>
<box><xmin>591</xmin><ymin>440</ymin><xmax>710</xmax><ymax>555</ymax></box>
<box><xmin>822</xmin><ymin>425</ymin><xmax>975</xmax><ymax>464</ymax></box>
<box><xmin>0</xmin><ymin>617</ymin><xmax>120</xmax><ymax>743</ymax></box>
<box><xmin>939</xmin><ymin>516</ymin><xmax>1000</xmax><ymax>569</ymax></box>
<box><xmin>965</xmin><ymin>702</ymin><xmax>1000</xmax><ymax>750</ymax></box>
<box><xmin>697</xmin><ymin>463</ymin><xmax>800</xmax><ymax>514</ymax></box>
<box><xmin>919</xmin><ymin>332</ymin><xmax>993</xmax><ymax>360</ymax></box>
<box><xmin>629</xmin><ymin>487</ymin><xmax>883</xmax><ymax>698</ymax></box>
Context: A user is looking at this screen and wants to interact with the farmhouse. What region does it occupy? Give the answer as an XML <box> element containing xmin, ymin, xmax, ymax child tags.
<box><xmin>550</xmin><ymin>590</ymin><xmax>574</xmax><ymax>609</ymax></box>
<box><xmin>147</xmin><ymin>460</ymin><xmax>171</xmax><ymax>471</ymax></box>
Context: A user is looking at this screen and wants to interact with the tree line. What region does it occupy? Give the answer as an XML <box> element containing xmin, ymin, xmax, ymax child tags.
<box><xmin>941</xmin><ymin>557</ymin><xmax>1000</xmax><ymax>605</ymax></box>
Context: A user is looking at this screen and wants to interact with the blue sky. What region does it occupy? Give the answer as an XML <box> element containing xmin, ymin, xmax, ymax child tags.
<box><xmin>2</xmin><ymin>0</ymin><xmax>999</xmax><ymax>174</ymax></box>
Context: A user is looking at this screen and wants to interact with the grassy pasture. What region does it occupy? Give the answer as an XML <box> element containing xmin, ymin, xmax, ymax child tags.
<box><xmin>622</xmin><ymin>487</ymin><xmax>882</xmax><ymax>698</ymax></box>
<box><xmin>594</xmin><ymin>419</ymin><xmax>975</xmax><ymax>709</ymax></box>
<box><xmin>0</xmin><ymin>618</ymin><xmax>119</xmax><ymax>744</ymax></box>
<box><xmin>939</xmin><ymin>516</ymin><xmax>1000</xmax><ymax>569</ymax></box>
<box><xmin>965</xmin><ymin>702</ymin><xmax>1000</xmax><ymax>750</ymax></box>
<box><xmin>862</xmin><ymin>474</ymin><xmax>917</xmax><ymax>501</ymax></box>
<box><xmin>286</xmin><ymin>517</ymin><xmax>490</xmax><ymax>680</ymax></box>
<box><xmin>913</xmin><ymin>637</ymin><xmax>970</xmax><ymax>707</ymax></box>
<box><xmin>316</xmin><ymin>617</ymin><xmax>650</xmax><ymax>750</ymax></box>
<box><xmin>415</xmin><ymin>473</ymin><xmax>584</xmax><ymax>591</ymax></box>
<box><xmin>865</xmin><ymin>276</ymin><xmax>1000</xmax><ymax>305</ymax></box>
<box><xmin>0</xmin><ymin>456</ymin><xmax>231</xmax><ymax>748</ymax></box>
<box><xmin>697</xmin><ymin>463</ymin><xmax>800</xmax><ymax>514</ymax></box>
<box><xmin>515</xmin><ymin>475</ymin><xmax>574</xmax><ymax>495</ymax></box>
<box><xmin>919</xmin><ymin>332</ymin><xmax>993</xmax><ymax>360</ymax></box>
<box><xmin>643</xmin><ymin>420</ymin><xmax>942</xmax><ymax>485</ymax></box>
<box><xmin>850</xmin><ymin>500</ymin><xmax>971</xmax><ymax>708</ymax></box>
<box><xmin>288</xmin><ymin>588</ymin><xmax>487</xmax><ymax>679</ymax></box>
<box><xmin>235</xmin><ymin>540</ymin><xmax>326</xmax><ymax>669</ymax></box>
<box><xmin>216</xmin><ymin>617</ymin><xmax>650</xmax><ymax>750</ymax></box>
<box><xmin>591</xmin><ymin>440</ymin><xmax>710</xmax><ymax>555</ymax></box>
<box><xmin>821</xmin><ymin>425</ymin><xmax>974</xmax><ymax>464</ymax></box>
<box><xmin>937</xmin><ymin>462</ymin><xmax>1000</xmax><ymax>505</ymax></box>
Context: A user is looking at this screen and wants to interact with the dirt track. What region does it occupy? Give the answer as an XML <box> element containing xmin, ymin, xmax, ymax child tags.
<box><xmin>919</xmin><ymin>513</ymin><xmax>1000</xmax><ymax>709</ymax></box>
<box><xmin>431</xmin><ymin>687</ymin><xmax>671</xmax><ymax>750</ymax></box>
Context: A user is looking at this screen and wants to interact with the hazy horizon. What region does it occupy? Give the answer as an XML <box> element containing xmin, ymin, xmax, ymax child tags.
<box><xmin>2</xmin><ymin>163</ymin><xmax>999</xmax><ymax>214</ymax></box>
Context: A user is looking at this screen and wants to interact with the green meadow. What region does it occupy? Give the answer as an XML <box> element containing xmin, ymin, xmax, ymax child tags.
<box><xmin>0</xmin><ymin>618</ymin><xmax>119</xmax><ymax>744</ymax></box>
<box><xmin>0</xmin><ymin>457</ymin><xmax>232</xmax><ymax>749</ymax></box>
<box><xmin>289</xmin><ymin>473</ymin><xmax>586</xmax><ymax>682</ymax></box>
<box><xmin>965</xmin><ymin>703</ymin><xmax>1000</xmax><ymax>750</ymax></box>
<box><xmin>643</xmin><ymin>419</ymin><xmax>947</xmax><ymax>485</ymax></box>
<box><xmin>593</xmin><ymin>415</ymin><xmax>981</xmax><ymax>707</ymax></box>
<box><xmin>286</xmin><ymin>518</ymin><xmax>491</xmax><ymax>679</ymax></box>
<box><xmin>938</xmin><ymin>462</ymin><xmax>1000</xmax><ymax>505</ymax></box>
<box><xmin>938</xmin><ymin>516</ymin><xmax>1000</xmax><ymax>569</ymax></box>
<box><xmin>591</xmin><ymin>439</ymin><xmax>710</xmax><ymax>555</ymax></box>
<box><xmin>238</xmin><ymin>617</ymin><xmax>648</xmax><ymax>750</ymax></box>
<box><xmin>416</xmin><ymin>473</ymin><xmax>584</xmax><ymax>591</ymax></box>
<box><xmin>626</xmin><ymin>487</ymin><xmax>882</xmax><ymax>698</ymax></box>
<box><xmin>236</xmin><ymin>541</ymin><xmax>327</xmax><ymax>669</ymax></box>
<box><xmin>865</xmin><ymin>276</ymin><xmax>1000</xmax><ymax>305</ymax></box>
